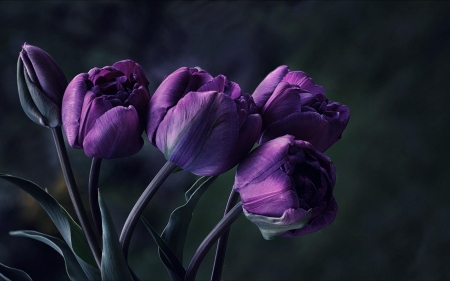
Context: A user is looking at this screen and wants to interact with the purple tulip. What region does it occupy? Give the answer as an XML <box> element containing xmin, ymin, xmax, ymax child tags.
<box><xmin>234</xmin><ymin>135</ymin><xmax>337</xmax><ymax>239</ymax></box>
<box><xmin>62</xmin><ymin>60</ymin><xmax>150</xmax><ymax>159</ymax></box>
<box><xmin>252</xmin><ymin>65</ymin><xmax>350</xmax><ymax>152</ymax></box>
<box><xmin>147</xmin><ymin>67</ymin><xmax>262</xmax><ymax>176</ymax></box>
<box><xmin>17</xmin><ymin>43</ymin><xmax>68</xmax><ymax>127</ymax></box>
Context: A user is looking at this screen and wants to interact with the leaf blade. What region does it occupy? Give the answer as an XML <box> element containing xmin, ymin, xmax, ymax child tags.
<box><xmin>140</xmin><ymin>216</ymin><xmax>185</xmax><ymax>281</ymax></box>
<box><xmin>0</xmin><ymin>263</ymin><xmax>32</xmax><ymax>281</ymax></box>
<box><xmin>98</xmin><ymin>191</ymin><xmax>133</xmax><ymax>281</ymax></box>
<box><xmin>161</xmin><ymin>176</ymin><xmax>217</xmax><ymax>261</ymax></box>
<box><xmin>9</xmin><ymin>230</ymin><xmax>88</xmax><ymax>281</ymax></box>
<box><xmin>0</xmin><ymin>174</ymin><xmax>101</xmax><ymax>280</ymax></box>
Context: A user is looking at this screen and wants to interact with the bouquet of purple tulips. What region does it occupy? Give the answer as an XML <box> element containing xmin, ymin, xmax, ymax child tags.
<box><xmin>0</xmin><ymin>43</ymin><xmax>349</xmax><ymax>281</ymax></box>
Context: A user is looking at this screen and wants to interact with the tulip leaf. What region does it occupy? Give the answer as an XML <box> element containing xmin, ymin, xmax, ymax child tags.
<box><xmin>98</xmin><ymin>191</ymin><xmax>133</xmax><ymax>281</ymax></box>
<box><xmin>9</xmin><ymin>230</ymin><xmax>88</xmax><ymax>281</ymax></box>
<box><xmin>161</xmin><ymin>176</ymin><xmax>217</xmax><ymax>261</ymax></box>
<box><xmin>243</xmin><ymin>208</ymin><xmax>312</xmax><ymax>240</ymax></box>
<box><xmin>0</xmin><ymin>263</ymin><xmax>32</xmax><ymax>281</ymax></box>
<box><xmin>0</xmin><ymin>174</ymin><xmax>100</xmax><ymax>280</ymax></box>
<box><xmin>140</xmin><ymin>216</ymin><xmax>185</xmax><ymax>281</ymax></box>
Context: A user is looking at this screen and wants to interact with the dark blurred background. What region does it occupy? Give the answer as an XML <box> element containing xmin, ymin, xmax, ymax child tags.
<box><xmin>1</xmin><ymin>1</ymin><xmax>449</xmax><ymax>280</ymax></box>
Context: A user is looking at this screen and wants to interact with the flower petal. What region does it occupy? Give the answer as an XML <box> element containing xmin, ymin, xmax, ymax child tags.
<box><xmin>235</xmin><ymin>135</ymin><xmax>295</xmax><ymax>190</ymax></box>
<box><xmin>156</xmin><ymin>91</ymin><xmax>239</xmax><ymax>176</ymax></box>
<box><xmin>260</xmin><ymin>111</ymin><xmax>334</xmax><ymax>152</ymax></box>
<box><xmin>78</xmin><ymin>95</ymin><xmax>121</xmax><ymax>146</ymax></box>
<box><xmin>146</xmin><ymin>67</ymin><xmax>213</xmax><ymax>144</ymax></box>
<box><xmin>125</xmin><ymin>86</ymin><xmax>150</xmax><ymax>114</ymax></box>
<box><xmin>252</xmin><ymin>65</ymin><xmax>290</xmax><ymax>110</ymax></box>
<box><xmin>83</xmin><ymin>106</ymin><xmax>144</xmax><ymax>159</ymax></box>
<box><xmin>62</xmin><ymin>73</ymin><xmax>89</xmax><ymax>148</ymax></box>
<box><xmin>224</xmin><ymin>113</ymin><xmax>262</xmax><ymax>169</ymax></box>
<box><xmin>243</xmin><ymin>207</ymin><xmax>312</xmax><ymax>240</ymax></box>
<box><xmin>282</xmin><ymin>71</ymin><xmax>324</xmax><ymax>95</ymax></box>
<box><xmin>240</xmin><ymin>169</ymin><xmax>299</xmax><ymax>217</ymax></box>
<box><xmin>260</xmin><ymin>82</ymin><xmax>302</xmax><ymax>128</ymax></box>
<box><xmin>282</xmin><ymin>196</ymin><xmax>337</xmax><ymax>237</ymax></box>
<box><xmin>112</xmin><ymin>60</ymin><xmax>149</xmax><ymax>88</ymax></box>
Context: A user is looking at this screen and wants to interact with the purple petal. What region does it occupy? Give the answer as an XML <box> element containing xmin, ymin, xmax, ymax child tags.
<box><xmin>197</xmin><ymin>75</ymin><xmax>242</xmax><ymax>99</ymax></box>
<box><xmin>124</xmin><ymin>86</ymin><xmax>150</xmax><ymax>113</ymax></box>
<box><xmin>224</xmin><ymin>113</ymin><xmax>262</xmax><ymax>171</ymax></box>
<box><xmin>197</xmin><ymin>75</ymin><xmax>227</xmax><ymax>93</ymax></box>
<box><xmin>227</xmin><ymin>81</ymin><xmax>242</xmax><ymax>99</ymax></box>
<box><xmin>83</xmin><ymin>106</ymin><xmax>144</xmax><ymax>159</ymax></box>
<box><xmin>240</xmin><ymin>169</ymin><xmax>299</xmax><ymax>217</ymax></box>
<box><xmin>22</xmin><ymin>43</ymin><xmax>68</xmax><ymax>106</ymax></box>
<box><xmin>62</xmin><ymin>73</ymin><xmax>89</xmax><ymax>148</ymax></box>
<box><xmin>89</xmin><ymin>68</ymin><xmax>123</xmax><ymax>86</ymax></box>
<box><xmin>282</xmin><ymin>196</ymin><xmax>337</xmax><ymax>237</ymax></box>
<box><xmin>252</xmin><ymin>65</ymin><xmax>290</xmax><ymax>110</ymax></box>
<box><xmin>112</xmin><ymin>60</ymin><xmax>149</xmax><ymax>88</ymax></box>
<box><xmin>282</xmin><ymin>71</ymin><xmax>324</xmax><ymax>95</ymax></box>
<box><xmin>156</xmin><ymin>91</ymin><xmax>239</xmax><ymax>176</ymax></box>
<box><xmin>146</xmin><ymin>67</ymin><xmax>213</xmax><ymax>144</ymax></box>
<box><xmin>235</xmin><ymin>135</ymin><xmax>295</xmax><ymax>190</ymax></box>
<box><xmin>260</xmin><ymin>112</ymin><xmax>333</xmax><ymax>152</ymax></box>
<box><xmin>78</xmin><ymin>95</ymin><xmax>119</xmax><ymax>146</ymax></box>
<box><xmin>260</xmin><ymin>83</ymin><xmax>302</xmax><ymax>128</ymax></box>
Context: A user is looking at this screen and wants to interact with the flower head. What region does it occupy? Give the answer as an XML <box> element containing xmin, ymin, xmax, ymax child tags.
<box><xmin>234</xmin><ymin>135</ymin><xmax>337</xmax><ymax>239</ymax></box>
<box><xmin>253</xmin><ymin>65</ymin><xmax>349</xmax><ymax>152</ymax></box>
<box><xmin>17</xmin><ymin>43</ymin><xmax>68</xmax><ymax>127</ymax></box>
<box><xmin>62</xmin><ymin>60</ymin><xmax>150</xmax><ymax>159</ymax></box>
<box><xmin>147</xmin><ymin>67</ymin><xmax>262</xmax><ymax>176</ymax></box>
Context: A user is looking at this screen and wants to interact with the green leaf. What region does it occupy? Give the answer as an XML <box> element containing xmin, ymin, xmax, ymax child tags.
<box><xmin>9</xmin><ymin>230</ymin><xmax>88</xmax><ymax>281</ymax></box>
<box><xmin>161</xmin><ymin>176</ymin><xmax>217</xmax><ymax>261</ymax></box>
<box><xmin>140</xmin><ymin>217</ymin><xmax>185</xmax><ymax>281</ymax></box>
<box><xmin>98</xmin><ymin>191</ymin><xmax>133</xmax><ymax>281</ymax></box>
<box><xmin>0</xmin><ymin>174</ymin><xmax>100</xmax><ymax>280</ymax></box>
<box><xmin>243</xmin><ymin>208</ymin><xmax>312</xmax><ymax>240</ymax></box>
<box><xmin>0</xmin><ymin>263</ymin><xmax>32</xmax><ymax>281</ymax></box>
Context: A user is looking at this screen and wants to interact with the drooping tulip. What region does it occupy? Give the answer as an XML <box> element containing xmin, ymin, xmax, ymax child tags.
<box><xmin>234</xmin><ymin>135</ymin><xmax>337</xmax><ymax>240</ymax></box>
<box><xmin>253</xmin><ymin>65</ymin><xmax>349</xmax><ymax>152</ymax></box>
<box><xmin>62</xmin><ymin>60</ymin><xmax>150</xmax><ymax>159</ymax></box>
<box><xmin>17</xmin><ymin>43</ymin><xmax>68</xmax><ymax>128</ymax></box>
<box><xmin>147</xmin><ymin>67</ymin><xmax>262</xmax><ymax>176</ymax></box>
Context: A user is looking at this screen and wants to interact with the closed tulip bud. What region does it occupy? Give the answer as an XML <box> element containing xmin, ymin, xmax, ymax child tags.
<box><xmin>17</xmin><ymin>43</ymin><xmax>68</xmax><ymax>127</ymax></box>
<box><xmin>253</xmin><ymin>65</ymin><xmax>350</xmax><ymax>152</ymax></box>
<box><xmin>62</xmin><ymin>60</ymin><xmax>150</xmax><ymax>159</ymax></box>
<box><xmin>234</xmin><ymin>135</ymin><xmax>337</xmax><ymax>240</ymax></box>
<box><xmin>147</xmin><ymin>67</ymin><xmax>262</xmax><ymax>176</ymax></box>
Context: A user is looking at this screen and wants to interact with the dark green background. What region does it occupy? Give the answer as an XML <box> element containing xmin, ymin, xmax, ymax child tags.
<box><xmin>1</xmin><ymin>1</ymin><xmax>449</xmax><ymax>280</ymax></box>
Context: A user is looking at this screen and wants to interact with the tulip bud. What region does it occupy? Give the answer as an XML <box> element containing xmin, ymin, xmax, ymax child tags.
<box><xmin>147</xmin><ymin>67</ymin><xmax>262</xmax><ymax>176</ymax></box>
<box><xmin>252</xmin><ymin>65</ymin><xmax>350</xmax><ymax>152</ymax></box>
<box><xmin>62</xmin><ymin>60</ymin><xmax>150</xmax><ymax>159</ymax></box>
<box><xmin>17</xmin><ymin>43</ymin><xmax>68</xmax><ymax>127</ymax></box>
<box><xmin>234</xmin><ymin>135</ymin><xmax>337</xmax><ymax>240</ymax></box>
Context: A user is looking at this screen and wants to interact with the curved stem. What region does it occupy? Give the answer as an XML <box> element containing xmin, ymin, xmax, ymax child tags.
<box><xmin>210</xmin><ymin>189</ymin><xmax>239</xmax><ymax>281</ymax></box>
<box><xmin>89</xmin><ymin>157</ymin><xmax>103</xmax><ymax>237</ymax></box>
<box><xmin>119</xmin><ymin>161</ymin><xmax>177</xmax><ymax>260</ymax></box>
<box><xmin>185</xmin><ymin>202</ymin><xmax>243</xmax><ymax>281</ymax></box>
<box><xmin>51</xmin><ymin>126</ymin><xmax>101</xmax><ymax>268</ymax></box>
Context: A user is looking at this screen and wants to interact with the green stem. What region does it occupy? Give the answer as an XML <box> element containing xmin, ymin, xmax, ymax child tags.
<box><xmin>210</xmin><ymin>189</ymin><xmax>239</xmax><ymax>281</ymax></box>
<box><xmin>119</xmin><ymin>161</ymin><xmax>177</xmax><ymax>260</ymax></box>
<box><xmin>89</xmin><ymin>157</ymin><xmax>103</xmax><ymax>238</ymax></box>
<box><xmin>51</xmin><ymin>126</ymin><xmax>101</xmax><ymax>268</ymax></box>
<box><xmin>185</xmin><ymin>202</ymin><xmax>243</xmax><ymax>281</ymax></box>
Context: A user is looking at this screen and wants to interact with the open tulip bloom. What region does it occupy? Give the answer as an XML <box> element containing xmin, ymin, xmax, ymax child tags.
<box><xmin>253</xmin><ymin>65</ymin><xmax>350</xmax><ymax>152</ymax></box>
<box><xmin>1</xmin><ymin>44</ymin><xmax>350</xmax><ymax>281</ymax></box>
